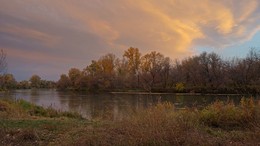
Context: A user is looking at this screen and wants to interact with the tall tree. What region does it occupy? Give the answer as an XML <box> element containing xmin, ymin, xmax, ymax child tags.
<box><xmin>0</xmin><ymin>49</ymin><xmax>7</xmax><ymax>75</ymax></box>
<box><xmin>140</xmin><ymin>51</ymin><xmax>165</xmax><ymax>91</ymax></box>
<box><xmin>99</xmin><ymin>53</ymin><xmax>116</xmax><ymax>76</ymax></box>
<box><xmin>98</xmin><ymin>53</ymin><xmax>117</xmax><ymax>89</ymax></box>
<box><xmin>68</xmin><ymin>68</ymin><xmax>82</xmax><ymax>88</ymax></box>
<box><xmin>123</xmin><ymin>47</ymin><xmax>141</xmax><ymax>88</ymax></box>
<box><xmin>160</xmin><ymin>57</ymin><xmax>171</xmax><ymax>89</ymax></box>
<box><xmin>84</xmin><ymin>60</ymin><xmax>102</xmax><ymax>77</ymax></box>
<box><xmin>57</xmin><ymin>74</ymin><xmax>71</xmax><ymax>90</ymax></box>
<box><xmin>0</xmin><ymin>50</ymin><xmax>7</xmax><ymax>89</ymax></box>
<box><xmin>181</xmin><ymin>56</ymin><xmax>201</xmax><ymax>87</ymax></box>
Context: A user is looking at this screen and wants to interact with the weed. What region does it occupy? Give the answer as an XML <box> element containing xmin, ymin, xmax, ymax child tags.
<box><xmin>1</xmin><ymin>98</ymin><xmax>260</xmax><ymax>146</ymax></box>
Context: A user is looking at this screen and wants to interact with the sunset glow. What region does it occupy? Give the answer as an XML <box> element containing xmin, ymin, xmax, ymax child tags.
<box><xmin>1</xmin><ymin>0</ymin><xmax>260</xmax><ymax>80</ymax></box>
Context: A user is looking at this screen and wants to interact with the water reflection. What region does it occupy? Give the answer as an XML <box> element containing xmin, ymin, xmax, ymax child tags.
<box><xmin>0</xmin><ymin>89</ymin><xmax>259</xmax><ymax>120</ymax></box>
<box><xmin>30</xmin><ymin>89</ymin><xmax>40</xmax><ymax>103</ymax></box>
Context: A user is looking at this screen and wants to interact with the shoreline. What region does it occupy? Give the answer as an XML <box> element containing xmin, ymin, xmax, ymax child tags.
<box><xmin>111</xmin><ymin>91</ymin><xmax>245</xmax><ymax>96</ymax></box>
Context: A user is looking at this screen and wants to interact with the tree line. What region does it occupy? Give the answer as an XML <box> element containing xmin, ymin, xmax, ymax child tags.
<box><xmin>56</xmin><ymin>47</ymin><xmax>260</xmax><ymax>94</ymax></box>
<box><xmin>0</xmin><ymin>50</ymin><xmax>55</xmax><ymax>90</ymax></box>
<box><xmin>1</xmin><ymin>48</ymin><xmax>260</xmax><ymax>93</ymax></box>
<box><xmin>0</xmin><ymin>74</ymin><xmax>55</xmax><ymax>90</ymax></box>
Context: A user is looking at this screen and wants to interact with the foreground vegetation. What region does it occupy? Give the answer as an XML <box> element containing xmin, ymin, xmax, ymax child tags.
<box><xmin>0</xmin><ymin>98</ymin><xmax>260</xmax><ymax>145</ymax></box>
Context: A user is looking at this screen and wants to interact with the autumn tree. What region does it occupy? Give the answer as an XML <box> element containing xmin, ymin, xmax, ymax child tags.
<box><xmin>140</xmin><ymin>51</ymin><xmax>165</xmax><ymax>91</ymax></box>
<box><xmin>84</xmin><ymin>60</ymin><xmax>102</xmax><ymax>77</ymax></box>
<box><xmin>98</xmin><ymin>53</ymin><xmax>117</xmax><ymax>90</ymax></box>
<box><xmin>57</xmin><ymin>74</ymin><xmax>71</xmax><ymax>90</ymax></box>
<box><xmin>56</xmin><ymin>47</ymin><xmax>260</xmax><ymax>93</ymax></box>
<box><xmin>84</xmin><ymin>60</ymin><xmax>102</xmax><ymax>91</ymax></box>
<box><xmin>17</xmin><ymin>80</ymin><xmax>30</xmax><ymax>89</ymax></box>
<box><xmin>30</xmin><ymin>75</ymin><xmax>41</xmax><ymax>88</ymax></box>
<box><xmin>68</xmin><ymin>68</ymin><xmax>81</xmax><ymax>88</ymax></box>
<box><xmin>99</xmin><ymin>53</ymin><xmax>116</xmax><ymax>76</ymax></box>
<box><xmin>83</xmin><ymin>53</ymin><xmax>118</xmax><ymax>91</ymax></box>
<box><xmin>123</xmin><ymin>47</ymin><xmax>141</xmax><ymax>88</ymax></box>
<box><xmin>1</xmin><ymin>74</ymin><xmax>17</xmax><ymax>89</ymax></box>
<box><xmin>114</xmin><ymin>58</ymin><xmax>129</xmax><ymax>89</ymax></box>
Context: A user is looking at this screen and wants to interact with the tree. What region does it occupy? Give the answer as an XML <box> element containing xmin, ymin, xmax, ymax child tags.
<box><xmin>56</xmin><ymin>47</ymin><xmax>260</xmax><ymax>93</ymax></box>
<box><xmin>114</xmin><ymin>58</ymin><xmax>129</xmax><ymax>89</ymax></box>
<box><xmin>68</xmin><ymin>68</ymin><xmax>81</xmax><ymax>87</ymax></box>
<box><xmin>84</xmin><ymin>60</ymin><xmax>102</xmax><ymax>77</ymax></box>
<box><xmin>17</xmin><ymin>80</ymin><xmax>30</xmax><ymax>89</ymax></box>
<box><xmin>30</xmin><ymin>75</ymin><xmax>41</xmax><ymax>88</ymax></box>
<box><xmin>98</xmin><ymin>53</ymin><xmax>117</xmax><ymax>90</ymax></box>
<box><xmin>0</xmin><ymin>49</ymin><xmax>7</xmax><ymax>75</ymax></box>
<box><xmin>228</xmin><ymin>49</ymin><xmax>260</xmax><ymax>87</ymax></box>
<box><xmin>123</xmin><ymin>47</ymin><xmax>141</xmax><ymax>88</ymax></box>
<box><xmin>0</xmin><ymin>50</ymin><xmax>7</xmax><ymax>89</ymax></box>
<box><xmin>180</xmin><ymin>52</ymin><xmax>225</xmax><ymax>89</ymax></box>
<box><xmin>181</xmin><ymin>55</ymin><xmax>201</xmax><ymax>87</ymax></box>
<box><xmin>206</xmin><ymin>52</ymin><xmax>224</xmax><ymax>88</ymax></box>
<box><xmin>57</xmin><ymin>74</ymin><xmax>71</xmax><ymax>90</ymax></box>
<box><xmin>99</xmin><ymin>53</ymin><xmax>116</xmax><ymax>76</ymax></box>
<box><xmin>140</xmin><ymin>51</ymin><xmax>165</xmax><ymax>91</ymax></box>
<box><xmin>198</xmin><ymin>52</ymin><xmax>224</xmax><ymax>88</ymax></box>
<box><xmin>160</xmin><ymin>57</ymin><xmax>171</xmax><ymax>89</ymax></box>
<box><xmin>2</xmin><ymin>74</ymin><xmax>16</xmax><ymax>89</ymax></box>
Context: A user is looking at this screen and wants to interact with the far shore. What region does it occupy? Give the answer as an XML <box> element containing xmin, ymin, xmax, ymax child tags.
<box><xmin>111</xmin><ymin>91</ymin><xmax>244</xmax><ymax>96</ymax></box>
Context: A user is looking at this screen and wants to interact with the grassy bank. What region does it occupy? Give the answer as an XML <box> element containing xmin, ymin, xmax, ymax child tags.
<box><xmin>0</xmin><ymin>98</ymin><xmax>260</xmax><ymax>146</ymax></box>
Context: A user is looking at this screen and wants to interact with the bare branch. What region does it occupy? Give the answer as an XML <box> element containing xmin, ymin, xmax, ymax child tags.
<box><xmin>0</xmin><ymin>49</ymin><xmax>7</xmax><ymax>74</ymax></box>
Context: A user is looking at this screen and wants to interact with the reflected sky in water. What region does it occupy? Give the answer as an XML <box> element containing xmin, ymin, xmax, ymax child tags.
<box><xmin>1</xmin><ymin>89</ymin><xmax>259</xmax><ymax>120</ymax></box>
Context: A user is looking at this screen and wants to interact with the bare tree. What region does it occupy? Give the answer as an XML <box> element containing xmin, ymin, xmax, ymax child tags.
<box><xmin>0</xmin><ymin>50</ymin><xmax>7</xmax><ymax>89</ymax></box>
<box><xmin>0</xmin><ymin>49</ymin><xmax>7</xmax><ymax>74</ymax></box>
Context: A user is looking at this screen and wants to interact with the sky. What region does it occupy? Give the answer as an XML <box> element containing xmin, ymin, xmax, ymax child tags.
<box><xmin>1</xmin><ymin>0</ymin><xmax>260</xmax><ymax>81</ymax></box>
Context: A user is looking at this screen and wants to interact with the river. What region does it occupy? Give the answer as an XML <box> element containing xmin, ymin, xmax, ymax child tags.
<box><xmin>0</xmin><ymin>89</ymin><xmax>258</xmax><ymax>120</ymax></box>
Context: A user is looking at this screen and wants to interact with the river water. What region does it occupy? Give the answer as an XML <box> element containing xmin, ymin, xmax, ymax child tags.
<box><xmin>0</xmin><ymin>89</ymin><xmax>258</xmax><ymax>120</ymax></box>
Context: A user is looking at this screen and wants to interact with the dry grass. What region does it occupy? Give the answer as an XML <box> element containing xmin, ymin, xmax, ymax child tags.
<box><xmin>66</xmin><ymin>98</ymin><xmax>260</xmax><ymax>146</ymax></box>
<box><xmin>0</xmin><ymin>99</ymin><xmax>86</xmax><ymax>146</ymax></box>
<box><xmin>1</xmin><ymin>98</ymin><xmax>260</xmax><ymax>146</ymax></box>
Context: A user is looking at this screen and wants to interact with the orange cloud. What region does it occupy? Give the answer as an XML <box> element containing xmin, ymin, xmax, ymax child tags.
<box><xmin>1</xmin><ymin>0</ymin><xmax>260</xmax><ymax>59</ymax></box>
<box><xmin>135</xmin><ymin>0</ymin><xmax>204</xmax><ymax>54</ymax></box>
<box><xmin>47</xmin><ymin>1</ymin><xmax>120</xmax><ymax>47</ymax></box>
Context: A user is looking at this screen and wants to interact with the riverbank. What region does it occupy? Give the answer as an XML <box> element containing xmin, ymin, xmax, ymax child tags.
<box><xmin>0</xmin><ymin>98</ymin><xmax>259</xmax><ymax>145</ymax></box>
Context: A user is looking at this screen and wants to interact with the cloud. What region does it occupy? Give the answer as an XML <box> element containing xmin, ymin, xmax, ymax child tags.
<box><xmin>0</xmin><ymin>0</ymin><xmax>260</xmax><ymax>80</ymax></box>
<box><xmin>0</xmin><ymin>25</ymin><xmax>60</xmax><ymax>47</ymax></box>
<box><xmin>133</xmin><ymin>0</ymin><xmax>260</xmax><ymax>53</ymax></box>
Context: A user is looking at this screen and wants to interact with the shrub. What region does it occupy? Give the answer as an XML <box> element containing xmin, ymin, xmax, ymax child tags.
<box><xmin>200</xmin><ymin>98</ymin><xmax>258</xmax><ymax>130</ymax></box>
<box><xmin>175</xmin><ymin>82</ymin><xmax>185</xmax><ymax>92</ymax></box>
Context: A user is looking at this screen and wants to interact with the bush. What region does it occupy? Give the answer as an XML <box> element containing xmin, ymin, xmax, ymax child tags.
<box><xmin>200</xmin><ymin>98</ymin><xmax>258</xmax><ymax>129</ymax></box>
<box><xmin>175</xmin><ymin>82</ymin><xmax>185</xmax><ymax>92</ymax></box>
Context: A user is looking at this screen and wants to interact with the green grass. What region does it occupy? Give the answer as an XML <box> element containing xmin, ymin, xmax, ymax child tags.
<box><xmin>0</xmin><ymin>98</ymin><xmax>260</xmax><ymax>145</ymax></box>
<box><xmin>0</xmin><ymin>99</ymin><xmax>83</xmax><ymax>119</ymax></box>
<box><xmin>0</xmin><ymin>99</ymin><xmax>87</xmax><ymax>146</ymax></box>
